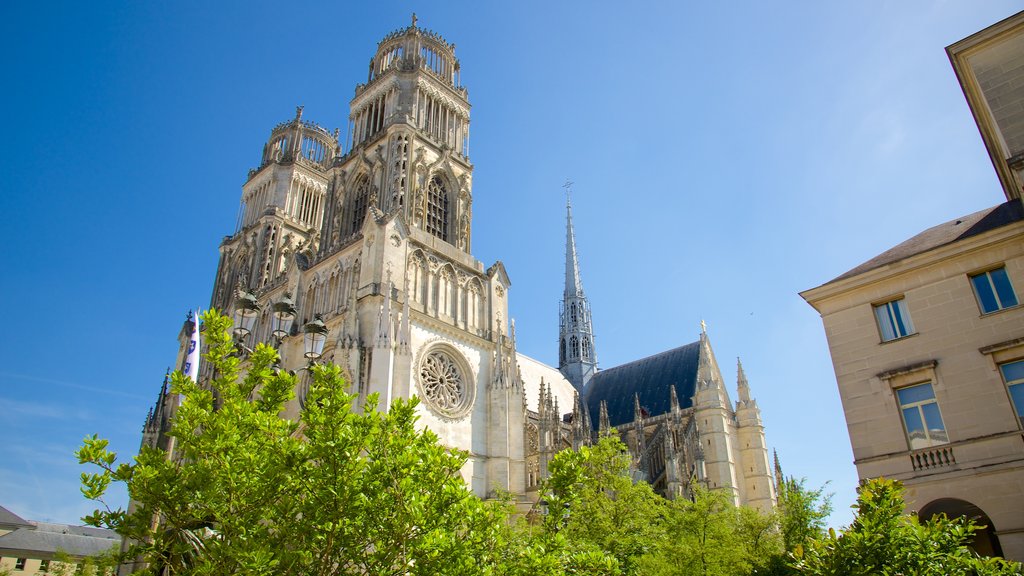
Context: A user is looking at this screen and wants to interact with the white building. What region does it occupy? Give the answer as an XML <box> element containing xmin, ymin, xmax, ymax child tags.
<box><xmin>142</xmin><ymin>16</ymin><xmax>774</xmax><ymax>513</ymax></box>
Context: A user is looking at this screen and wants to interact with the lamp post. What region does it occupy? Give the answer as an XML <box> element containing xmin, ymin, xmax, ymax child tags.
<box><xmin>233</xmin><ymin>288</ymin><xmax>260</xmax><ymax>342</ymax></box>
<box><xmin>303</xmin><ymin>314</ymin><xmax>329</xmax><ymax>361</ymax></box>
<box><xmin>271</xmin><ymin>292</ymin><xmax>297</xmax><ymax>344</ymax></box>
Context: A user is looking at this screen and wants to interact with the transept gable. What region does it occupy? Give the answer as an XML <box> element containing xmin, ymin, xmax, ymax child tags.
<box><xmin>485</xmin><ymin>260</ymin><xmax>512</xmax><ymax>288</ymax></box>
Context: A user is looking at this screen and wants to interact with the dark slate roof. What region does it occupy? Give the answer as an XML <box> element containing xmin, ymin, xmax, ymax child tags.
<box><xmin>0</xmin><ymin>505</ymin><xmax>31</xmax><ymax>529</ymax></box>
<box><xmin>0</xmin><ymin>522</ymin><xmax>119</xmax><ymax>557</ymax></box>
<box><xmin>832</xmin><ymin>199</ymin><xmax>1024</xmax><ymax>283</ymax></box>
<box><xmin>584</xmin><ymin>341</ymin><xmax>700</xmax><ymax>429</ymax></box>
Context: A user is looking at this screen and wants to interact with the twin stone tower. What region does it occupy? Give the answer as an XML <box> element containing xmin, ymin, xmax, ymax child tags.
<box><xmin>142</xmin><ymin>17</ymin><xmax>776</xmax><ymax>514</ymax></box>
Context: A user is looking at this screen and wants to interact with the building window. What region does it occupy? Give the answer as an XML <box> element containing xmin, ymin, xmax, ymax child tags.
<box><xmin>896</xmin><ymin>382</ymin><xmax>947</xmax><ymax>449</ymax></box>
<box><xmin>348</xmin><ymin>177</ymin><xmax>370</xmax><ymax>236</ymax></box>
<box><xmin>39</xmin><ymin>559</ymin><xmax>49</xmax><ymax>572</ymax></box>
<box><xmin>873</xmin><ymin>298</ymin><xmax>915</xmax><ymax>341</ymax></box>
<box><xmin>426</xmin><ymin>176</ymin><xmax>449</xmax><ymax>241</ymax></box>
<box><xmin>970</xmin><ymin>267</ymin><xmax>1018</xmax><ymax>314</ymax></box>
<box><xmin>1001</xmin><ymin>359</ymin><xmax>1024</xmax><ymax>428</ymax></box>
<box><xmin>14</xmin><ymin>558</ymin><xmax>26</xmax><ymax>570</ymax></box>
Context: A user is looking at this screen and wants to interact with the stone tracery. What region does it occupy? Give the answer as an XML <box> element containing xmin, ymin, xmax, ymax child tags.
<box><xmin>418</xmin><ymin>347</ymin><xmax>473</xmax><ymax>418</ymax></box>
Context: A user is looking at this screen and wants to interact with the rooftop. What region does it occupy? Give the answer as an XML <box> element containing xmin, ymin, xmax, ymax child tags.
<box><xmin>830</xmin><ymin>198</ymin><xmax>1024</xmax><ymax>283</ymax></box>
<box><xmin>584</xmin><ymin>341</ymin><xmax>701</xmax><ymax>429</ymax></box>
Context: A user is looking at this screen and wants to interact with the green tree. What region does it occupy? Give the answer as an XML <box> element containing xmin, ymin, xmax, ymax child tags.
<box><xmin>535</xmin><ymin>434</ymin><xmax>668</xmax><ymax>576</ymax></box>
<box><xmin>50</xmin><ymin>550</ymin><xmax>119</xmax><ymax>576</ymax></box>
<box><xmin>793</xmin><ymin>478</ymin><xmax>1023</xmax><ymax>576</ymax></box>
<box><xmin>777</xmin><ymin>476</ymin><xmax>832</xmax><ymax>555</ymax></box>
<box><xmin>638</xmin><ymin>485</ymin><xmax>784</xmax><ymax>576</ymax></box>
<box><xmin>77</xmin><ymin>310</ymin><xmax>516</xmax><ymax>575</ymax></box>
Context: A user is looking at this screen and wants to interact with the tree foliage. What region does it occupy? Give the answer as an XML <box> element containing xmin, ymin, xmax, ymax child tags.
<box><xmin>538</xmin><ymin>434</ymin><xmax>668</xmax><ymax>575</ymax></box>
<box><xmin>78</xmin><ymin>310</ymin><xmax>514</xmax><ymax>575</ymax></box>
<box><xmin>793</xmin><ymin>478</ymin><xmax>1022</xmax><ymax>576</ymax></box>
<box><xmin>78</xmin><ymin>312</ymin><xmax>1023</xmax><ymax>575</ymax></box>
<box><xmin>536</xmin><ymin>434</ymin><xmax>788</xmax><ymax>576</ymax></box>
<box><xmin>777</xmin><ymin>476</ymin><xmax>832</xmax><ymax>555</ymax></box>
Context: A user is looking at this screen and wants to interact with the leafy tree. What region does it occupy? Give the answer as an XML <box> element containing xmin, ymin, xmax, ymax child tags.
<box><xmin>637</xmin><ymin>485</ymin><xmax>784</xmax><ymax>576</ymax></box>
<box><xmin>77</xmin><ymin>310</ymin><xmax>516</xmax><ymax>575</ymax></box>
<box><xmin>776</xmin><ymin>476</ymin><xmax>832</xmax><ymax>555</ymax></box>
<box><xmin>793</xmin><ymin>478</ymin><xmax>1023</xmax><ymax>576</ymax></box>
<box><xmin>535</xmin><ymin>434</ymin><xmax>668</xmax><ymax>575</ymax></box>
<box><xmin>50</xmin><ymin>550</ymin><xmax>119</xmax><ymax>576</ymax></box>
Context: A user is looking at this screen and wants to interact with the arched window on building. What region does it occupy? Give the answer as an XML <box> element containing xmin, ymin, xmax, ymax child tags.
<box><xmin>349</xmin><ymin>177</ymin><xmax>370</xmax><ymax>236</ymax></box>
<box><xmin>426</xmin><ymin>176</ymin><xmax>449</xmax><ymax>241</ymax></box>
<box><xmin>560</xmin><ymin>338</ymin><xmax>567</xmax><ymax>365</ymax></box>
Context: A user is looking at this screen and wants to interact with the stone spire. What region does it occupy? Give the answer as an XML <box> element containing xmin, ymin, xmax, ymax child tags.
<box><xmin>492</xmin><ymin>319</ymin><xmax>509</xmax><ymax>389</ymax></box>
<box><xmin>695</xmin><ymin>324</ymin><xmax>731</xmax><ymax>410</ymax></box>
<box><xmin>564</xmin><ymin>185</ymin><xmax>585</xmax><ymax>299</ymax></box>
<box><xmin>397</xmin><ymin>283</ymin><xmax>411</xmax><ymax>356</ymax></box>
<box><xmin>558</xmin><ymin>182</ymin><xmax>598</xmax><ymax>393</ymax></box>
<box><xmin>774</xmin><ymin>449</ymin><xmax>784</xmax><ymax>493</ymax></box>
<box><xmin>374</xmin><ymin>280</ymin><xmax>393</xmax><ymax>349</ymax></box>
<box><xmin>737</xmin><ymin>357</ymin><xmax>751</xmax><ymax>404</ymax></box>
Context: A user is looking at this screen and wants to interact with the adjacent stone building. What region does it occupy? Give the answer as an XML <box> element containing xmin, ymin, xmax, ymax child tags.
<box><xmin>0</xmin><ymin>505</ymin><xmax>119</xmax><ymax>575</ymax></box>
<box><xmin>142</xmin><ymin>16</ymin><xmax>774</xmax><ymax>516</ymax></box>
<box><xmin>801</xmin><ymin>11</ymin><xmax>1024</xmax><ymax>561</ymax></box>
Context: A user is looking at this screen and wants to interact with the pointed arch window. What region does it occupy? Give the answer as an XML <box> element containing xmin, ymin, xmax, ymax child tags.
<box><xmin>560</xmin><ymin>338</ymin><xmax>567</xmax><ymax>365</ymax></box>
<box><xmin>426</xmin><ymin>176</ymin><xmax>449</xmax><ymax>241</ymax></box>
<box><xmin>349</xmin><ymin>177</ymin><xmax>370</xmax><ymax>236</ymax></box>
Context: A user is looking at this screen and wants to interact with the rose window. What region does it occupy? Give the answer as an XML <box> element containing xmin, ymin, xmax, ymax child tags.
<box><xmin>419</xmin><ymin>349</ymin><xmax>472</xmax><ymax>417</ymax></box>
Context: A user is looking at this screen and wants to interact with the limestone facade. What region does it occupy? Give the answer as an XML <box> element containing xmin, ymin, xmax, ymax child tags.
<box><xmin>802</xmin><ymin>209</ymin><xmax>1024</xmax><ymax>558</ymax></box>
<box><xmin>141</xmin><ymin>17</ymin><xmax>774</xmax><ymax>514</ymax></box>
<box><xmin>801</xmin><ymin>12</ymin><xmax>1024</xmax><ymax>560</ymax></box>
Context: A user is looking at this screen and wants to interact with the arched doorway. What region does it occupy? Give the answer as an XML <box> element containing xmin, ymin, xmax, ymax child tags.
<box><xmin>918</xmin><ymin>498</ymin><xmax>1003</xmax><ymax>558</ymax></box>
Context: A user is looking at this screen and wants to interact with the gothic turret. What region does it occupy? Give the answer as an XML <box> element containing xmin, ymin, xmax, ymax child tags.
<box><xmin>734</xmin><ymin>357</ymin><xmax>777</xmax><ymax>513</ymax></box>
<box><xmin>558</xmin><ymin>186</ymin><xmax>598</xmax><ymax>393</ymax></box>
<box><xmin>211</xmin><ymin>105</ymin><xmax>339</xmax><ymax>312</ymax></box>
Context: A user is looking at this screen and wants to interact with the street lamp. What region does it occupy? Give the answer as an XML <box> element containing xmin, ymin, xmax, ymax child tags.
<box><xmin>271</xmin><ymin>292</ymin><xmax>297</xmax><ymax>342</ymax></box>
<box><xmin>303</xmin><ymin>314</ymin><xmax>329</xmax><ymax>360</ymax></box>
<box><xmin>233</xmin><ymin>288</ymin><xmax>260</xmax><ymax>340</ymax></box>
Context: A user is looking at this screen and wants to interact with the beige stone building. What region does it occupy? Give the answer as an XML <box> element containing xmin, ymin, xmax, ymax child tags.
<box><xmin>801</xmin><ymin>11</ymin><xmax>1024</xmax><ymax>560</ymax></box>
<box><xmin>141</xmin><ymin>17</ymin><xmax>774</xmax><ymax>517</ymax></box>
<box><xmin>0</xmin><ymin>505</ymin><xmax>118</xmax><ymax>575</ymax></box>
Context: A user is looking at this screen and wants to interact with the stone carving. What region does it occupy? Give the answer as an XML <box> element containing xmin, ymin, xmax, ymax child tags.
<box><xmin>419</xmin><ymin>348</ymin><xmax>472</xmax><ymax>418</ymax></box>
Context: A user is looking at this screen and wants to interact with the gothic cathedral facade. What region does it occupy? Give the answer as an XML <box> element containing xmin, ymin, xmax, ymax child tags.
<box><xmin>143</xmin><ymin>18</ymin><xmax>775</xmax><ymax>513</ymax></box>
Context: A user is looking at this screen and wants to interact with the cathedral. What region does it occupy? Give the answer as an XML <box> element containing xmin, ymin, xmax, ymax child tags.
<box><xmin>143</xmin><ymin>17</ymin><xmax>775</xmax><ymax>514</ymax></box>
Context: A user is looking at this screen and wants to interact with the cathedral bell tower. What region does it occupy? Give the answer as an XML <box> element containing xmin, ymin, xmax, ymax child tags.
<box><xmin>211</xmin><ymin>107</ymin><xmax>339</xmax><ymax>312</ymax></box>
<box><xmin>558</xmin><ymin>186</ymin><xmax>598</xmax><ymax>392</ymax></box>
<box><xmin>319</xmin><ymin>13</ymin><xmax>474</xmax><ymax>257</ymax></box>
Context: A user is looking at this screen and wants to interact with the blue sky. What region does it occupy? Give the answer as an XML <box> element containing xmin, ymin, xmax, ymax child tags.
<box><xmin>1</xmin><ymin>1</ymin><xmax>1018</xmax><ymax>528</ymax></box>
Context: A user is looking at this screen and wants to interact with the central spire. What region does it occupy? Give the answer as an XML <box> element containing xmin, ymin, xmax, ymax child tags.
<box><xmin>559</xmin><ymin>181</ymin><xmax>598</xmax><ymax>393</ymax></box>
<box><xmin>564</xmin><ymin>181</ymin><xmax>585</xmax><ymax>298</ymax></box>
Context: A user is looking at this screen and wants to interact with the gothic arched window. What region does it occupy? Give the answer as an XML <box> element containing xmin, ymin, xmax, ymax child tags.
<box><xmin>426</xmin><ymin>176</ymin><xmax>449</xmax><ymax>241</ymax></box>
<box><xmin>560</xmin><ymin>338</ymin><xmax>567</xmax><ymax>365</ymax></box>
<box><xmin>570</xmin><ymin>335</ymin><xmax>579</xmax><ymax>360</ymax></box>
<box><xmin>349</xmin><ymin>177</ymin><xmax>370</xmax><ymax>236</ymax></box>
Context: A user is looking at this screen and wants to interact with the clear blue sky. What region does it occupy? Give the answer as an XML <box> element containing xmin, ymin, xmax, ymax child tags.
<box><xmin>1</xmin><ymin>1</ymin><xmax>1018</xmax><ymax>528</ymax></box>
